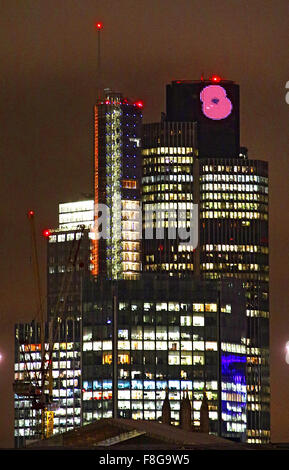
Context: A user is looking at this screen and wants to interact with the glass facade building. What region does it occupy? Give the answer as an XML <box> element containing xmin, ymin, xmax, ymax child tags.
<box><xmin>142</xmin><ymin>121</ymin><xmax>197</xmax><ymax>275</ymax></box>
<box><xmin>198</xmin><ymin>157</ymin><xmax>269</xmax><ymax>443</ymax></box>
<box><xmin>141</xmin><ymin>80</ymin><xmax>270</xmax><ymax>443</ymax></box>
<box><xmin>47</xmin><ymin>226</ymin><xmax>91</xmax><ymax>320</ymax></box>
<box><xmin>82</xmin><ymin>277</ymin><xmax>247</xmax><ymax>441</ymax></box>
<box><xmin>92</xmin><ymin>90</ymin><xmax>143</xmax><ymax>280</ymax></box>
<box><xmin>14</xmin><ymin>320</ymin><xmax>81</xmax><ymax>447</ymax></box>
<box><xmin>58</xmin><ymin>200</ymin><xmax>94</xmax><ymax>231</ymax></box>
<box><xmin>14</xmin><ymin>278</ymin><xmax>248</xmax><ymax>445</ymax></box>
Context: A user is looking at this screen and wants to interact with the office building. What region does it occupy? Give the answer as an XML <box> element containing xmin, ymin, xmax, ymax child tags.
<box><xmin>142</xmin><ymin>121</ymin><xmax>197</xmax><ymax>276</ymax></box>
<box><xmin>47</xmin><ymin>224</ymin><xmax>91</xmax><ymax>321</ymax></box>
<box><xmin>58</xmin><ymin>200</ymin><xmax>94</xmax><ymax>231</ymax></box>
<box><xmin>82</xmin><ymin>276</ymin><xmax>247</xmax><ymax>441</ymax></box>
<box><xmin>14</xmin><ymin>319</ymin><xmax>81</xmax><ymax>447</ymax></box>
<box><xmin>92</xmin><ymin>89</ymin><xmax>143</xmax><ymax>280</ymax></box>
<box><xmin>14</xmin><ymin>277</ymin><xmax>247</xmax><ymax>445</ymax></box>
<box><xmin>198</xmin><ymin>156</ymin><xmax>269</xmax><ymax>443</ymax></box>
<box><xmin>142</xmin><ymin>79</ymin><xmax>269</xmax><ymax>443</ymax></box>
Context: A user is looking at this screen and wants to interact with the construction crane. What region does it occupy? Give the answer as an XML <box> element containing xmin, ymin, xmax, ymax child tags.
<box><xmin>14</xmin><ymin>211</ymin><xmax>85</xmax><ymax>440</ymax></box>
<box><xmin>13</xmin><ymin>210</ymin><xmax>50</xmax><ymax>439</ymax></box>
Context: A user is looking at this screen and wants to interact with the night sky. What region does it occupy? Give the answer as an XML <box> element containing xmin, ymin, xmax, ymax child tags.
<box><xmin>0</xmin><ymin>0</ymin><xmax>288</xmax><ymax>447</ymax></box>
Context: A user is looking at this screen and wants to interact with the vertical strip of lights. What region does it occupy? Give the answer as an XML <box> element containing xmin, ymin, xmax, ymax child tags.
<box><xmin>106</xmin><ymin>100</ymin><xmax>122</xmax><ymax>279</ymax></box>
<box><xmin>221</xmin><ymin>353</ymin><xmax>247</xmax><ymax>435</ymax></box>
<box><xmin>122</xmin><ymin>199</ymin><xmax>141</xmax><ymax>279</ymax></box>
<box><xmin>92</xmin><ymin>105</ymin><xmax>99</xmax><ymax>276</ymax></box>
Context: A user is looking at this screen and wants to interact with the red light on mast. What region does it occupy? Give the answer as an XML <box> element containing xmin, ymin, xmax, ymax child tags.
<box><xmin>27</xmin><ymin>210</ymin><xmax>35</xmax><ymax>218</ymax></box>
<box><xmin>95</xmin><ymin>21</ymin><xmax>103</xmax><ymax>31</ymax></box>
<box><xmin>134</xmin><ymin>100</ymin><xmax>144</xmax><ymax>108</ymax></box>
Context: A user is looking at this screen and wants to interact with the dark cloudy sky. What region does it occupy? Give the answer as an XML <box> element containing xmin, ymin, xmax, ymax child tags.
<box><xmin>0</xmin><ymin>0</ymin><xmax>288</xmax><ymax>447</ymax></box>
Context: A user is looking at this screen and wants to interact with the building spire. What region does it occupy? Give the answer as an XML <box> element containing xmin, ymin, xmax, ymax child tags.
<box><xmin>161</xmin><ymin>387</ymin><xmax>171</xmax><ymax>425</ymax></box>
<box><xmin>95</xmin><ymin>21</ymin><xmax>104</xmax><ymax>101</ymax></box>
<box><xmin>200</xmin><ymin>386</ymin><xmax>210</xmax><ymax>433</ymax></box>
<box><xmin>180</xmin><ymin>387</ymin><xmax>192</xmax><ymax>431</ymax></box>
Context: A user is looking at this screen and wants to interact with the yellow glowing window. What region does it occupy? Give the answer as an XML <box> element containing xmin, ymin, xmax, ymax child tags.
<box><xmin>205</xmin><ymin>303</ymin><xmax>217</xmax><ymax>312</ymax></box>
<box><xmin>103</xmin><ymin>353</ymin><xmax>112</xmax><ymax>365</ymax></box>
<box><xmin>118</xmin><ymin>354</ymin><xmax>130</xmax><ymax>364</ymax></box>
<box><xmin>24</xmin><ymin>344</ymin><xmax>41</xmax><ymax>352</ymax></box>
<box><xmin>102</xmin><ymin>353</ymin><xmax>130</xmax><ymax>365</ymax></box>
<box><xmin>122</xmin><ymin>180</ymin><xmax>137</xmax><ymax>189</ymax></box>
<box><xmin>103</xmin><ymin>391</ymin><xmax>112</xmax><ymax>400</ymax></box>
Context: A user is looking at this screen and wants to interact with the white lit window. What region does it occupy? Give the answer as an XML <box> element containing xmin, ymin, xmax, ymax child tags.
<box><xmin>180</xmin><ymin>316</ymin><xmax>192</xmax><ymax>326</ymax></box>
<box><xmin>168</xmin><ymin>352</ymin><xmax>180</xmax><ymax>365</ymax></box>
<box><xmin>193</xmin><ymin>315</ymin><xmax>204</xmax><ymax>326</ymax></box>
<box><xmin>193</xmin><ymin>341</ymin><xmax>204</xmax><ymax>351</ymax></box>
<box><xmin>83</xmin><ymin>342</ymin><xmax>92</xmax><ymax>351</ymax></box>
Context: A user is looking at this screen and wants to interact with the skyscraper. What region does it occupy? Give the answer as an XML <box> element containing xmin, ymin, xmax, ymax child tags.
<box><xmin>197</xmin><ymin>156</ymin><xmax>269</xmax><ymax>443</ymax></box>
<box><xmin>92</xmin><ymin>89</ymin><xmax>143</xmax><ymax>280</ymax></box>
<box><xmin>142</xmin><ymin>78</ymin><xmax>269</xmax><ymax>443</ymax></box>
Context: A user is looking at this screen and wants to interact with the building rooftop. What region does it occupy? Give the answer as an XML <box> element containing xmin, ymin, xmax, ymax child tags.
<box><xmin>27</xmin><ymin>418</ymin><xmax>250</xmax><ymax>450</ymax></box>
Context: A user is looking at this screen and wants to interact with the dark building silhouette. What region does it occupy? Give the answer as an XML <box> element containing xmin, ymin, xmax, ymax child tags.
<box><xmin>200</xmin><ymin>389</ymin><xmax>210</xmax><ymax>433</ymax></box>
<box><xmin>161</xmin><ymin>388</ymin><xmax>171</xmax><ymax>425</ymax></box>
<box><xmin>179</xmin><ymin>390</ymin><xmax>192</xmax><ymax>432</ymax></box>
<box><xmin>166</xmin><ymin>78</ymin><xmax>240</xmax><ymax>158</ymax></box>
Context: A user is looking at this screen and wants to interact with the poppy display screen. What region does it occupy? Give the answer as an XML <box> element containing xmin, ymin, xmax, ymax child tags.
<box><xmin>200</xmin><ymin>85</ymin><xmax>233</xmax><ymax>120</ymax></box>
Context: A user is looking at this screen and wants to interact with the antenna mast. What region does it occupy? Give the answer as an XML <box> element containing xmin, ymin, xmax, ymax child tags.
<box><xmin>95</xmin><ymin>21</ymin><xmax>104</xmax><ymax>100</ymax></box>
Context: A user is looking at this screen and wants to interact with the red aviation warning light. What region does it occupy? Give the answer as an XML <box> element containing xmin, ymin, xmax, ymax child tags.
<box><xmin>27</xmin><ymin>210</ymin><xmax>35</xmax><ymax>219</ymax></box>
<box><xmin>95</xmin><ymin>21</ymin><xmax>103</xmax><ymax>31</ymax></box>
<box><xmin>210</xmin><ymin>75</ymin><xmax>222</xmax><ymax>83</ymax></box>
<box><xmin>134</xmin><ymin>100</ymin><xmax>144</xmax><ymax>108</ymax></box>
<box><xmin>42</xmin><ymin>229</ymin><xmax>51</xmax><ymax>238</ymax></box>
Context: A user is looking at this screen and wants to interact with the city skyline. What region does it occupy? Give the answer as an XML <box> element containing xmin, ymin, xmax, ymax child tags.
<box><xmin>14</xmin><ymin>74</ymin><xmax>266</xmax><ymax>444</ymax></box>
<box><xmin>0</xmin><ymin>0</ymin><xmax>288</xmax><ymax>447</ymax></box>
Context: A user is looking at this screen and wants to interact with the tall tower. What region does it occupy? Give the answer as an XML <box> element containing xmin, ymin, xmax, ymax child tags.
<box><xmin>91</xmin><ymin>23</ymin><xmax>143</xmax><ymax>280</ymax></box>
<box><xmin>197</xmin><ymin>155</ymin><xmax>269</xmax><ymax>443</ymax></box>
<box><xmin>142</xmin><ymin>78</ymin><xmax>269</xmax><ymax>443</ymax></box>
<box><xmin>92</xmin><ymin>90</ymin><xmax>143</xmax><ymax>280</ymax></box>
